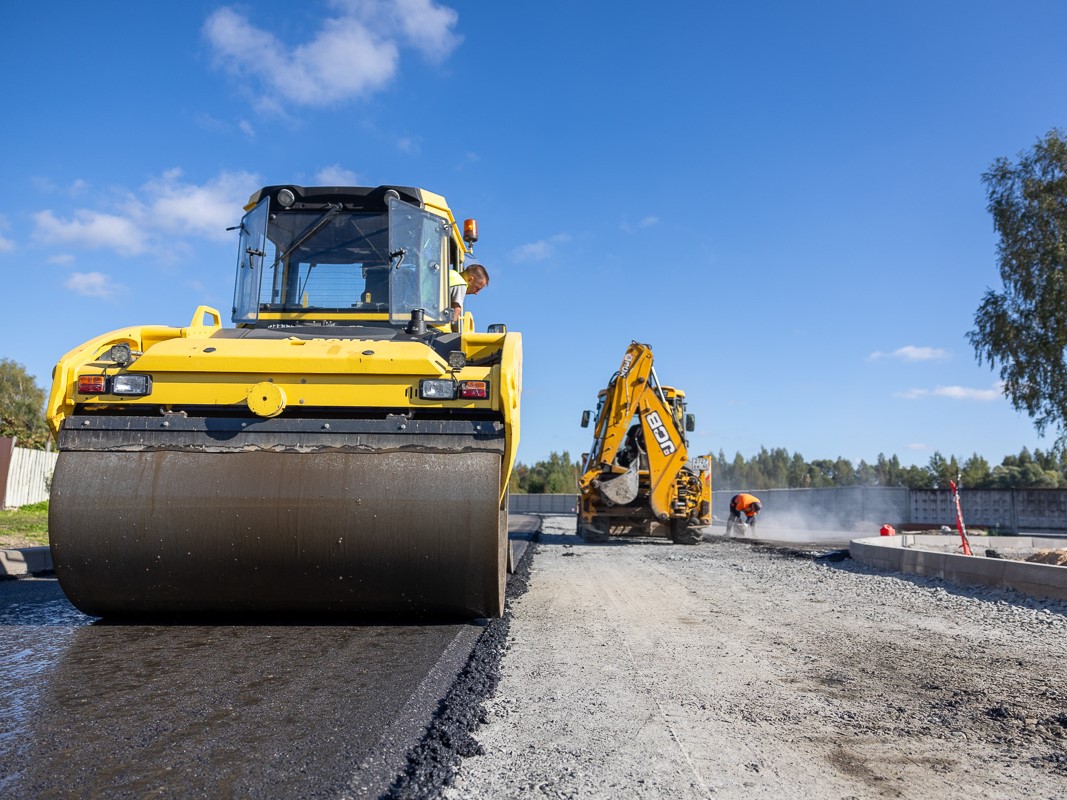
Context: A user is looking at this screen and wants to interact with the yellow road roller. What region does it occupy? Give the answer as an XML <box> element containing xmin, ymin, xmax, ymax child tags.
<box><xmin>45</xmin><ymin>185</ymin><xmax>521</xmax><ymax>618</ymax></box>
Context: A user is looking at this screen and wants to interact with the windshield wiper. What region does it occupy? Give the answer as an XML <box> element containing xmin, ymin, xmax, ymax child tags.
<box><xmin>268</xmin><ymin>203</ymin><xmax>342</xmax><ymax>273</ymax></box>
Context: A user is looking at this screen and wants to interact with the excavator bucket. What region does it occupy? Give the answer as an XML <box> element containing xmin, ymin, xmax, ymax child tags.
<box><xmin>596</xmin><ymin>464</ymin><xmax>640</xmax><ymax>505</ymax></box>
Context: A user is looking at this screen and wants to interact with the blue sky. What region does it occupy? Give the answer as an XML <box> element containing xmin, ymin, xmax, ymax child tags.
<box><xmin>2</xmin><ymin>1</ymin><xmax>1065</xmax><ymax>469</ymax></box>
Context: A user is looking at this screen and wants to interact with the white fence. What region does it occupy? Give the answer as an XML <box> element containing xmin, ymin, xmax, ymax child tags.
<box><xmin>0</xmin><ymin>437</ymin><xmax>57</xmax><ymax>509</ymax></box>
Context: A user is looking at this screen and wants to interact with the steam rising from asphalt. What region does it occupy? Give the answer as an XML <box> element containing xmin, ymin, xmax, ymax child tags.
<box><xmin>722</xmin><ymin>508</ymin><xmax>884</xmax><ymax>544</ymax></box>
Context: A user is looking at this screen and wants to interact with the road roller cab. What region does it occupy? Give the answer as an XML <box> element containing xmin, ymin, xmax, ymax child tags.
<box><xmin>46</xmin><ymin>184</ymin><xmax>521</xmax><ymax>619</ymax></box>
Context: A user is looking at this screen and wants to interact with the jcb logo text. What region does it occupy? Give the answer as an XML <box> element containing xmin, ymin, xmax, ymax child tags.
<box><xmin>645</xmin><ymin>411</ymin><xmax>676</xmax><ymax>456</ymax></box>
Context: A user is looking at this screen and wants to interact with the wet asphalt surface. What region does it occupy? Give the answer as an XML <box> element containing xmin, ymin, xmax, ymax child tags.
<box><xmin>0</xmin><ymin>522</ymin><xmax>537</xmax><ymax>800</ymax></box>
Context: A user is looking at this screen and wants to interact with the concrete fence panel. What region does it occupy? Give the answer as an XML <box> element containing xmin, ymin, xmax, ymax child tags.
<box><xmin>509</xmin><ymin>494</ymin><xmax>578</xmax><ymax>514</ymax></box>
<box><xmin>912</xmin><ymin>489</ymin><xmax>1067</xmax><ymax>534</ymax></box>
<box><xmin>1015</xmin><ymin>490</ymin><xmax>1067</xmax><ymax>532</ymax></box>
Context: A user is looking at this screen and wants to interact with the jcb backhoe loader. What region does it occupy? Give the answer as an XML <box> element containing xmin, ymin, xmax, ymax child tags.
<box><xmin>577</xmin><ymin>342</ymin><xmax>710</xmax><ymax>544</ymax></box>
<box><xmin>46</xmin><ymin>184</ymin><xmax>521</xmax><ymax>618</ymax></box>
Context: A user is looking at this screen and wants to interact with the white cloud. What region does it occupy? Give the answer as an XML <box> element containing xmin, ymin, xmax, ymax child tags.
<box><xmin>64</xmin><ymin>271</ymin><xmax>120</xmax><ymax>299</ymax></box>
<box><xmin>48</xmin><ymin>253</ymin><xmax>74</xmax><ymax>265</ymax></box>
<box><xmin>195</xmin><ymin>114</ymin><xmax>257</xmax><ymax>140</ymax></box>
<box><xmin>143</xmin><ymin>168</ymin><xmax>257</xmax><ymax>240</ymax></box>
<box><xmin>0</xmin><ymin>215</ymin><xmax>13</xmax><ymax>252</ymax></box>
<box><xmin>895</xmin><ymin>382</ymin><xmax>1004</xmax><ymax>402</ymax></box>
<box><xmin>31</xmin><ymin>168</ymin><xmax>260</xmax><ymax>256</ymax></box>
<box><xmin>315</xmin><ymin>164</ymin><xmax>360</xmax><ymax>185</ymax></box>
<box><xmin>390</xmin><ymin>0</ymin><xmax>462</xmax><ymax>60</ymax></box>
<box><xmin>194</xmin><ymin>112</ymin><xmax>228</xmax><ymax>133</ymax></box>
<box><xmin>895</xmin><ymin>388</ymin><xmax>928</xmax><ymax>399</ymax></box>
<box><xmin>622</xmin><ymin>216</ymin><xmax>659</xmax><ymax>233</ymax></box>
<box><xmin>33</xmin><ymin>209</ymin><xmax>149</xmax><ymax>255</ymax></box>
<box><xmin>906</xmin><ymin>442</ymin><xmax>928</xmax><ymax>451</ymax></box>
<box><xmin>206</xmin><ymin>3</ymin><xmax>459</xmax><ymax>109</ymax></box>
<box><xmin>511</xmin><ymin>233</ymin><xmax>571</xmax><ymax>263</ymax></box>
<box><xmin>31</xmin><ymin>176</ymin><xmax>56</xmax><ymax>193</ymax></box>
<box><xmin>869</xmin><ymin>345</ymin><xmax>949</xmax><ymax>362</ymax></box>
<box><xmin>332</xmin><ymin>0</ymin><xmax>462</xmax><ymax>61</ymax></box>
<box><xmin>932</xmin><ymin>384</ymin><xmax>1004</xmax><ymax>401</ymax></box>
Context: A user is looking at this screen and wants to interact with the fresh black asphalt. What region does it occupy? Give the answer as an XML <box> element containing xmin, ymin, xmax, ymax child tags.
<box><xmin>0</xmin><ymin>518</ymin><xmax>540</xmax><ymax>799</ymax></box>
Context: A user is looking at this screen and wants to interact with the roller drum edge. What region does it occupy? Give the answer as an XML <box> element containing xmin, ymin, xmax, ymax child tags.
<box><xmin>49</xmin><ymin>449</ymin><xmax>505</xmax><ymax>619</ymax></box>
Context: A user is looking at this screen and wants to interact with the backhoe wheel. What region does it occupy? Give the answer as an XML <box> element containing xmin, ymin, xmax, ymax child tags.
<box><xmin>669</xmin><ymin>518</ymin><xmax>702</xmax><ymax>545</ymax></box>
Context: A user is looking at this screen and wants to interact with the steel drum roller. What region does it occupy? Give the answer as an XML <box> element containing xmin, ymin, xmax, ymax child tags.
<box><xmin>49</xmin><ymin>449</ymin><xmax>505</xmax><ymax>618</ymax></box>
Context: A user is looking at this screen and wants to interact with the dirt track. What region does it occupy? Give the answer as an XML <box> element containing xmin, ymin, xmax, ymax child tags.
<box><xmin>445</xmin><ymin>517</ymin><xmax>1067</xmax><ymax>799</ymax></box>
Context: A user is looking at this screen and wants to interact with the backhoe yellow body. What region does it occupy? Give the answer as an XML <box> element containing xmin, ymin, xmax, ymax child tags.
<box><xmin>577</xmin><ymin>342</ymin><xmax>710</xmax><ymax>544</ymax></box>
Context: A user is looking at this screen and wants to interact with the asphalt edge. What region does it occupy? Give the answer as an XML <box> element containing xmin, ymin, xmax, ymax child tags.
<box><xmin>378</xmin><ymin>517</ymin><xmax>541</xmax><ymax>800</ymax></box>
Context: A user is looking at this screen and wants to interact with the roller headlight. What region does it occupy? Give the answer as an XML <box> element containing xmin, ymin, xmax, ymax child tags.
<box><xmin>111</xmin><ymin>374</ymin><xmax>153</xmax><ymax>396</ymax></box>
<box><xmin>419</xmin><ymin>379</ymin><xmax>456</xmax><ymax>400</ymax></box>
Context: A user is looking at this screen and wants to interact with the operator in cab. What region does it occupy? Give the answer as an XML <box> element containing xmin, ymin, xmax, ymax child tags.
<box><xmin>450</xmin><ymin>263</ymin><xmax>489</xmax><ymax>330</ymax></box>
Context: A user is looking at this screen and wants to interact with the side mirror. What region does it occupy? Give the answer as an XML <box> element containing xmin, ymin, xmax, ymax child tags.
<box><xmin>685</xmin><ymin>414</ymin><xmax>696</xmax><ymax>432</ymax></box>
<box><xmin>580</xmin><ymin>410</ymin><xmax>591</xmax><ymax>428</ymax></box>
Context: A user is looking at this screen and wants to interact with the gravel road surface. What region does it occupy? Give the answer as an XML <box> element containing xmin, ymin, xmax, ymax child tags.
<box><xmin>445</xmin><ymin>516</ymin><xmax>1067</xmax><ymax>799</ymax></box>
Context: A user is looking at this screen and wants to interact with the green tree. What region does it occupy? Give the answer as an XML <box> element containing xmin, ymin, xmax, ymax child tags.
<box><xmin>856</xmin><ymin>459</ymin><xmax>877</xmax><ymax>486</ymax></box>
<box><xmin>807</xmin><ymin>460</ymin><xmax>835</xmax><ymax>488</ymax></box>
<box><xmin>926</xmin><ymin>452</ymin><xmax>960</xmax><ymax>489</ymax></box>
<box><xmin>872</xmin><ymin>453</ymin><xmax>905</xmax><ymax>487</ymax></box>
<box><xmin>900</xmin><ymin>464</ymin><xmax>933</xmax><ymax>490</ymax></box>
<box><xmin>515</xmin><ymin>451</ymin><xmax>580</xmax><ymax>493</ymax></box>
<box><xmin>960</xmin><ymin>453</ymin><xmax>992</xmax><ymax>487</ymax></box>
<box><xmin>787</xmin><ymin>452</ymin><xmax>808</xmax><ymax>488</ymax></box>
<box><xmin>0</xmin><ymin>359</ymin><xmax>49</xmax><ymax>449</ymax></box>
<box><xmin>968</xmin><ymin>129</ymin><xmax>1067</xmax><ymax>441</ymax></box>
<box><xmin>832</xmin><ymin>457</ymin><xmax>857</xmax><ymax>486</ymax></box>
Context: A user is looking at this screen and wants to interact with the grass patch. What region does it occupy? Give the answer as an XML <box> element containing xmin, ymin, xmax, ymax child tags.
<box><xmin>0</xmin><ymin>501</ymin><xmax>49</xmax><ymax>547</ymax></box>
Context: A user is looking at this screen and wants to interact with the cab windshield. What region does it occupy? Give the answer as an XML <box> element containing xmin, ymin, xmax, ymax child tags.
<box><xmin>232</xmin><ymin>196</ymin><xmax>451</xmax><ymax>325</ymax></box>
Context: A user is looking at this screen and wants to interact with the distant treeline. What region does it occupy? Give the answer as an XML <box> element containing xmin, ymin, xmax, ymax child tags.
<box><xmin>711</xmin><ymin>447</ymin><xmax>1067</xmax><ymax>491</ymax></box>
<box><xmin>511</xmin><ymin>447</ymin><xmax>1067</xmax><ymax>493</ymax></box>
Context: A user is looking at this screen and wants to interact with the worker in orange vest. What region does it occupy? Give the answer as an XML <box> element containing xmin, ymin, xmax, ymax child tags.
<box><xmin>728</xmin><ymin>492</ymin><xmax>762</xmax><ymax>535</ymax></box>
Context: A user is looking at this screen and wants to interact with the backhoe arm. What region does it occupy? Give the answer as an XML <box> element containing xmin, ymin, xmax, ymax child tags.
<box><xmin>579</xmin><ymin>342</ymin><xmax>689</xmax><ymax>520</ymax></box>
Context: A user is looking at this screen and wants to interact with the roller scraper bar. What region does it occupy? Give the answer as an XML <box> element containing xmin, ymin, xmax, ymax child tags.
<box><xmin>57</xmin><ymin>414</ymin><xmax>506</xmax><ymax>455</ymax></box>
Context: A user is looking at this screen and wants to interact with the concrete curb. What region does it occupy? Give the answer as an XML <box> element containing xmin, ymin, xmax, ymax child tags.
<box><xmin>0</xmin><ymin>545</ymin><xmax>53</xmax><ymax>577</ymax></box>
<box><xmin>849</xmin><ymin>534</ymin><xmax>1067</xmax><ymax>602</ymax></box>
